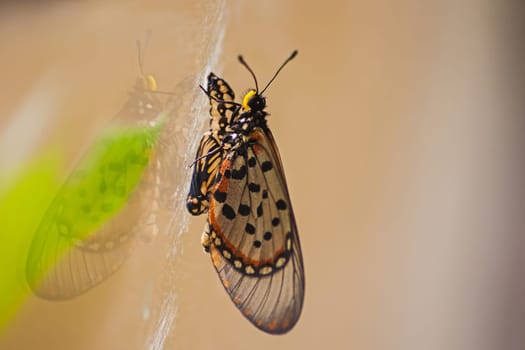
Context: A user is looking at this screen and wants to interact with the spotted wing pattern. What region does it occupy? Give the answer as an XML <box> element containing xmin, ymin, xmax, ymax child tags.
<box><xmin>186</xmin><ymin>73</ymin><xmax>238</xmax><ymax>215</ymax></box>
<box><xmin>207</xmin><ymin>125</ymin><xmax>305</xmax><ymax>334</ymax></box>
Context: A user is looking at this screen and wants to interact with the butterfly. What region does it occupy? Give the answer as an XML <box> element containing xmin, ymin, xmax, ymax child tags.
<box><xmin>25</xmin><ymin>40</ymin><xmax>180</xmax><ymax>299</ymax></box>
<box><xmin>187</xmin><ymin>51</ymin><xmax>305</xmax><ymax>334</ymax></box>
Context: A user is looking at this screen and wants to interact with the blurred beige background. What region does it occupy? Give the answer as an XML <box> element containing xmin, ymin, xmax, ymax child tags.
<box><xmin>1</xmin><ymin>0</ymin><xmax>524</xmax><ymax>349</ymax></box>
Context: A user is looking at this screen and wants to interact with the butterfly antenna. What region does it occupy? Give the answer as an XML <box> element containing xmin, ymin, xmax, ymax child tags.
<box><xmin>260</xmin><ymin>50</ymin><xmax>298</xmax><ymax>95</ymax></box>
<box><xmin>137</xmin><ymin>30</ymin><xmax>153</xmax><ymax>76</ymax></box>
<box><xmin>136</xmin><ymin>40</ymin><xmax>146</xmax><ymax>78</ymax></box>
<box><xmin>238</xmin><ymin>54</ymin><xmax>259</xmax><ymax>93</ymax></box>
<box><xmin>199</xmin><ymin>85</ymin><xmax>242</xmax><ymax>107</ymax></box>
<box><xmin>136</xmin><ymin>32</ymin><xmax>159</xmax><ymax>92</ymax></box>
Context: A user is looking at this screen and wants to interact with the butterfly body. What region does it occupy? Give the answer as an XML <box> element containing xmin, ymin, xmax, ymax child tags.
<box><xmin>186</xmin><ymin>73</ymin><xmax>238</xmax><ymax>216</ymax></box>
<box><xmin>187</xmin><ymin>51</ymin><xmax>305</xmax><ymax>334</ymax></box>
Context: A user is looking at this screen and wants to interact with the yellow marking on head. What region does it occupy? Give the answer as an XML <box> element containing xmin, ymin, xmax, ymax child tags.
<box><xmin>142</xmin><ymin>74</ymin><xmax>157</xmax><ymax>91</ymax></box>
<box><xmin>242</xmin><ymin>89</ymin><xmax>257</xmax><ymax>110</ymax></box>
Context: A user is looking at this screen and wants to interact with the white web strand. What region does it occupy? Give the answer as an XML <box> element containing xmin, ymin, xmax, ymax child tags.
<box><xmin>146</xmin><ymin>1</ymin><xmax>227</xmax><ymax>349</ymax></box>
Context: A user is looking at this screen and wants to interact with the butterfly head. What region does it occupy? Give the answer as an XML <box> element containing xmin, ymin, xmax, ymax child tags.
<box><xmin>238</xmin><ymin>50</ymin><xmax>298</xmax><ymax>111</ymax></box>
<box><xmin>242</xmin><ymin>89</ymin><xmax>266</xmax><ymax>112</ymax></box>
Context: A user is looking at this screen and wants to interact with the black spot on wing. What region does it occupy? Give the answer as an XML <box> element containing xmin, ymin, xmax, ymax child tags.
<box><xmin>222</xmin><ymin>204</ymin><xmax>236</xmax><ymax>220</ymax></box>
<box><xmin>238</xmin><ymin>204</ymin><xmax>250</xmax><ymax>216</ymax></box>
<box><xmin>245</xmin><ymin>223</ymin><xmax>256</xmax><ymax>234</ymax></box>
<box><xmin>261</xmin><ymin>161</ymin><xmax>273</xmax><ymax>172</ymax></box>
<box><xmin>214</xmin><ymin>190</ymin><xmax>227</xmax><ymax>203</ymax></box>
<box><xmin>248</xmin><ymin>182</ymin><xmax>260</xmax><ymax>192</ymax></box>
<box><xmin>232</xmin><ymin>165</ymin><xmax>247</xmax><ymax>180</ymax></box>
<box><xmin>276</xmin><ymin>199</ymin><xmax>287</xmax><ymax>210</ymax></box>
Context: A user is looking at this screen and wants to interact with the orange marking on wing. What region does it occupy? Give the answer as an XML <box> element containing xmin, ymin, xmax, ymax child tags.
<box><xmin>210</xmin><ymin>245</ymin><xmax>222</xmax><ymax>268</ymax></box>
<box><xmin>249</xmin><ymin>131</ymin><xmax>263</xmax><ymax>142</ymax></box>
<box><xmin>281</xmin><ymin>317</ymin><xmax>291</xmax><ymax>330</ymax></box>
<box><xmin>216</xmin><ymin>159</ymin><xmax>231</xmax><ymax>193</ymax></box>
<box><xmin>267</xmin><ymin>319</ymin><xmax>279</xmax><ymax>331</ymax></box>
<box><xmin>249</xmin><ymin>131</ymin><xmax>264</xmax><ymax>154</ymax></box>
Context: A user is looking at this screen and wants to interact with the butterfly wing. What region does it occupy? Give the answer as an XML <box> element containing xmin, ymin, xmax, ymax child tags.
<box><xmin>187</xmin><ymin>73</ymin><xmax>238</xmax><ymax>216</ymax></box>
<box><xmin>207</xmin><ymin>127</ymin><xmax>305</xmax><ymax>334</ymax></box>
<box><xmin>186</xmin><ymin>133</ymin><xmax>222</xmax><ymax>216</ymax></box>
<box><xmin>26</xmin><ymin>80</ymin><xmax>168</xmax><ymax>299</ymax></box>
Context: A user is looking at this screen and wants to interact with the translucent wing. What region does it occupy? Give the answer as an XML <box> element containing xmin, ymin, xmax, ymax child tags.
<box><xmin>187</xmin><ymin>73</ymin><xmax>238</xmax><ymax>216</ymax></box>
<box><xmin>207</xmin><ymin>128</ymin><xmax>305</xmax><ymax>334</ymax></box>
<box><xmin>26</xmin><ymin>78</ymin><xmax>172</xmax><ymax>299</ymax></box>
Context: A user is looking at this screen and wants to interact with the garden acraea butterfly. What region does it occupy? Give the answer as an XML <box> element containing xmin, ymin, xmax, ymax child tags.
<box><xmin>187</xmin><ymin>51</ymin><xmax>305</xmax><ymax>334</ymax></box>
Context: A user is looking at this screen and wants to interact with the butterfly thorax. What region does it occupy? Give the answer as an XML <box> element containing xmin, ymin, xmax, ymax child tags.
<box><xmin>231</xmin><ymin>90</ymin><xmax>269</xmax><ymax>137</ymax></box>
